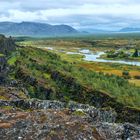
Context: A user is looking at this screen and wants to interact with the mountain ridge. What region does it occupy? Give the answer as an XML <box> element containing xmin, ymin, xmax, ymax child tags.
<box><xmin>0</xmin><ymin>21</ymin><xmax>78</xmax><ymax>36</ymax></box>
<box><xmin>120</xmin><ymin>27</ymin><xmax>140</xmax><ymax>32</ymax></box>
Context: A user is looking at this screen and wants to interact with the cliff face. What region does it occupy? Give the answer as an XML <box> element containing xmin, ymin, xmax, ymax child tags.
<box><xmin>0</xmin><ymin>35</ymin><xmax>16</xmax><ymax>84</ymax></box>
<box><xmin>0</xmin><ymin>56</ymin><xmax>7</xmax><ymax>84</ymax></box>
<box><xmin>0</xmin><ymin>35</ymin><xmax>140</xmax><ymax>140</ymax></box>
<box><xmin>0</xmin><ymin>35</ymin><xmax>16</xmax><ymax>55</ymax></box>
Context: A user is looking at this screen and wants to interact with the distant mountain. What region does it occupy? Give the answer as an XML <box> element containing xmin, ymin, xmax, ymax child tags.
<box><xmin>79</xmin><ymin>28</ymin><xmax>118</xmax><ymax>34</ymax></box>
<box><xmin>80</xmin><ymin>28</ymin><xmax>110</xmax><ymax>33</ymax></box>
<box><xmin>120</xmin><ymin>27</ymin><xmax>140</xmax><ymax>32</ymax></box>
<box><xmin>0</xmin><ymin>22</ymin><xmax>78</xmax><ymax>36</ymax></box>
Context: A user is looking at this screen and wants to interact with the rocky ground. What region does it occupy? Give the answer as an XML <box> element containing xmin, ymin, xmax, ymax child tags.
<box><xmin>0</xmin><ymin>88</ymin><xmax>140</xmax><ymax>140</ymax></box>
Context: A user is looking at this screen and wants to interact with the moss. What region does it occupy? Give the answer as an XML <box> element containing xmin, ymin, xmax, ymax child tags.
<box><xmin>0</xmin><ymin>95</ymin><xmax>8</xmax><ymax>100</ymax></box>
<box><xmin>1</xmin><ymin>106</ymin><xmax>13</xmax><ymax>110</ymax></box>
<box><xmin>72</xmin><ymin>110</ymin><xmax>86</xmax><ymax>116</ymax></box>
<box><xmin>100</xmin><ymin>106</ymin><xmax>113</xmax><ymax>111</ymax></box>
<box><xmin>0</xmin><ymin>53</ymin><xmax>5</xmax><ymax>57</ymax></box>
<box><xmin>49</xmin><ymin>130</ymin><xmax>57</xmax><ymax>136</ymax></box>
<box><xmin>8</xmin><ymin>56</ymin><xmax>17</xmax><ymax>65</ymax></box>
<box><xmin>43</xmin><ymin>73</ymin><xmax>51</xmax><ymax>79</ymax></box>
<box><xmin>18</xmin><ymin>91</ymin><xmax>28</xmax><ymax>99</ymax></box>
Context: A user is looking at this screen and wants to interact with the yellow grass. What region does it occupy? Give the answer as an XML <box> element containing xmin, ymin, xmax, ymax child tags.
<box><xmin>129</xmin><ymin>79</ymin><xmax>140</xmax><ymax>87</ymax></box>
<box><xmin>78</xmin><ymin>62</ymin><xmax>140</xmax><ymax>78</ymax></box>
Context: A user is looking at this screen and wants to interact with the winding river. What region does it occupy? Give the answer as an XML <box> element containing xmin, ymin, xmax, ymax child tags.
<box><xmin>43</xmin><ymin>47</ymin><xmax>140</xmax><ymax>66</ymax></box>
<box><xmin>75</xmin><ymin>49</ymin><xmax>140</xmax><ymax>66</ymax></box>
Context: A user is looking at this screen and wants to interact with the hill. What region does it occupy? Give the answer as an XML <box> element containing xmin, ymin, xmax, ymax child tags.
<box><xmin>0</xmin><ymin>22</ymin><xmax>78</xmax><ymax>36</ymax></box>
<box><xmin>120</xmin><ymin>27</ymin><xmax>140</xmax><ymax>32</ymax></box>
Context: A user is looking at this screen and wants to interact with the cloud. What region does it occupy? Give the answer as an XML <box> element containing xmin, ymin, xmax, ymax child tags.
<box><xmin>0</xmin><ymin>0</ymin><xmax>140</xmax><ymax>30</ymax></box>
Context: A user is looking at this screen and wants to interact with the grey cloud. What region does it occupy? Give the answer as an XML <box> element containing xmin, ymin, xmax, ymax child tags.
<box><xmin>0</xmin><ymin>0</ymin><xmax>140</xmax><ymax>30</ymax></box>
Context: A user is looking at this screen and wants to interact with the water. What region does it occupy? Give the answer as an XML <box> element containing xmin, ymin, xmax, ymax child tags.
<box><xmin>44</xmin><ymin>47</ymin><xmax>54</xmax><ymax>50</ymax></box>
<box><xmin>38</xmin><ymin>46</ymin><xmax>140</xmax><ymax>66</ymax></box>
<box><xmin>83</xmin><ymin>51</ymin><xmax>140</xmax><ymax>66</ymax></box>
<box><xmin>66</xmin><ymin>52</ymin><xmax>80</xmax><ymax>55</ymax></box>
<box><xmin>79</xmin><ymin>49</ymin><xmax>91</xmax><ymax>54</ymax></box>
<box><xmin>37</xmin><ymin>46</ymin><xmax>54</xmax><ymax>50</ymax></box>
<box><xmin>67</xmin><ymin>49</ymin><xmax>140</xmax><ymax>66</ymax></box>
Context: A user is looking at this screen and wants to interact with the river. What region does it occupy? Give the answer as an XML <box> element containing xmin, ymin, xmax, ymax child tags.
<box><xmin>41</xmin><ymin>47</ymin><xmax>140</xmax><ymax>66</ymax></box>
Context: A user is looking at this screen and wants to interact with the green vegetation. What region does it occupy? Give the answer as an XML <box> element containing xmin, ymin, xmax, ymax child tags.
<box><xmin>8</xmin><ymin>46</ymin><xmax>140</xmax><ymax>109</ymax></box>
<box><xmin>132</xmin><ymin>49</ymin><xmax>139</xmax><ymax>57</ymax></box>
<box><xmin>0</xmin><ymin>53</ymin><xmax>5</xmax><ymax>57</ymax></box>
<box><xmin>18</xmin><ymin>37</ymin><xmax>140</xmax><ymax>85</ymax></box>
<box><xmin>122</xmin><ymin>71</ymin><xmax>131</xmax><ymax>79</ymax></box>
<box><xmin>106</xmin><ymin>50</ymin><xmax>130</xmax><ymax>59</ymax></box>
<box><xmin>101</xmin><ymin>49</ymin><xmax>140</xmax><ymax>61</ymax></box>
<box><xmin>16</xmin><ymin>34</ymin><xmax>140</xmax><ymax>49</ymax></box>
<box><xmin>8</xmin><ymin>52</ymin><xmax>18</xmax><ymax>65</ymax></box>
<box><xmin>0</xmin><ymin>34</ymin><xmax>139</xmax><ymax>124</ymax></box>
<box><xmin>72</xmin><ymin>110</ymin><xmax>86</xmax><ymax>116</ymax></box>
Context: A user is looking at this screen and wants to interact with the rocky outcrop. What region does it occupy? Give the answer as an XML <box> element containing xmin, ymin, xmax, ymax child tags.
<box><xmin>0</xmin><ymin>35</ymin><xmax>16</xmax><ymax>85</ymax></box>
<box><xmin>0</xmin><ymin>99</ymin><xmax>117</xmax><ymax>123</ymax></box>
<box><xmin>0</xmin><ymin>35</ymin><xmax>16</xmax><ymax>55</ymax></box>
<box><xmin>0</xmin><ymin>56</ymin><xmax>7</xmax><ymax>84</ymax></box>
<box><xmin>0</xmin><ymin>99</ymin><xmax>140</xmax><ymax>140</ymax></box>
<box><xmin>0</xmin><ymin>56</ymin><xmax>6</xmax><ymax>70</ymax></box>
<box><xmin>14</xmin><ymin>64</ymin><xmax>140</xmax><ymax>124</ymax></box>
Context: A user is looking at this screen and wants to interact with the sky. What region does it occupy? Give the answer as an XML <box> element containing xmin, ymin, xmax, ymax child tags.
<box><xmin>0</xmin><ymin>0</ymin><xmax>140</xmax><ymax>31</ymax></box>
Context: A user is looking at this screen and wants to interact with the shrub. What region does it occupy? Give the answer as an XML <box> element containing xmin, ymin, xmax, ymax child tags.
<box><xmin>122</xmin><ymin>71</ymin><xmax>131</xmax><ymax>79</ymax></box>
<box><xmin>134</xmin><ymin>75</ymin><xmax>140</xmax><ymax>79</ymax></box>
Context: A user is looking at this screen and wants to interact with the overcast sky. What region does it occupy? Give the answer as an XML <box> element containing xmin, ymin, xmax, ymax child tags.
<box><xmin>0</xmin><ymin>0</ymin><xmax>140</xmax><ymax>31</ymax></box>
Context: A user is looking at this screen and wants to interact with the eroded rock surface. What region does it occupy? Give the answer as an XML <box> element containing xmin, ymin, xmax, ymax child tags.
<box><xmin>0</xmin><ymin>98</ymin><xmax>140</xmax><ymax>140</ymax></box>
